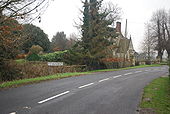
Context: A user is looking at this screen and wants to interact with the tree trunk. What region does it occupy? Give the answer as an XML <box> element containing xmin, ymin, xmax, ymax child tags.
<box><xmin>157</xmin><ymin>20</ymin><xmax>163</xmax><ymax>62</ymax></box>
<box><xmin>165</xmin><ymin>23</ymin><xmax>170</xmax><ymax>60</ymax></box>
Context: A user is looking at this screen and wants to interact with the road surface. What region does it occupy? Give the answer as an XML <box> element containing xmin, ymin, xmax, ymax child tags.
<box><xmin>0</xmin><ymin>66</ymin><xmax>168</xmax><ymax>114</ymax></box>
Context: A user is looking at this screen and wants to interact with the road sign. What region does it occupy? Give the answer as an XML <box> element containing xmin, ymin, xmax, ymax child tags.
<box><xmin>47</xmin><ymin>62</ymin><xmax>64</xmax><ymax>66</ymax></box>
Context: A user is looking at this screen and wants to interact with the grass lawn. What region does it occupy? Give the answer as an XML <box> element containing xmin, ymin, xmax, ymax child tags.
<box><xmin>140</xmin><ymin>77</ymin><xmax>170</xmax><ymax>114</ymax></box>
<box><xmin>0</xmin><ymin>64</ymin><xmax>163</xmax><ymax>89</ymax></box>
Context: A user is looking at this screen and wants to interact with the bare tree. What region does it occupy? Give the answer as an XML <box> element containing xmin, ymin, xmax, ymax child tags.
<box><xmin>150</xmin><ymin>9</ymin><xmax>168</xmax><ymax>61</ymax></box>
<box><xmin>141</xmin><ymin>22</ymin><xmax>155</xmax><ymax>61</ymax></box>
<box><xmin>101</xmin><ymin>1</ymin><xmax>122</xmax><ymax>26</ymax></box>
<box><xmin>66</xmin><ymin>33</ymin><xmax>78</xmax><ymax>49</ymax></box>
<box><xmin>165</xmin><ymin>10</ymin><xmax>170</xmax><ymax>59</ymax></box>
<box><xmin>0</xmin><ymin>0</ymin><xmax>50</xmax><ymax>23</ymax></box>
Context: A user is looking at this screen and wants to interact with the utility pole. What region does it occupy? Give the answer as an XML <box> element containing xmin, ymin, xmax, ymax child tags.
<box><xmin>124</xmin><ymin>19</ymin><xmax>127</xmax><ymax>38</ymax></box>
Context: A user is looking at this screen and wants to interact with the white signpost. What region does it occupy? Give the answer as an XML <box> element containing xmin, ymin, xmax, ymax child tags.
<box><xmin>47</xmin><ymin>62</ymin><xmax>64</xmax><ymax>66</ymax></box>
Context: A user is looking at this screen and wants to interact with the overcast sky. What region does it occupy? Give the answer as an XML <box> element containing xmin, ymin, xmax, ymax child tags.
<box><xmin>33</xmin><ymin>0</ymin><xmax>170</xmax><ymax>52</ymax></box>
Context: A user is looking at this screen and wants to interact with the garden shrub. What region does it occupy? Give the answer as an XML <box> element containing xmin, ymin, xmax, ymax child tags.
<box><xmin>40</xmin><ymin>50</ymin><xmax>68</xmax><ymax>62</ymax></box>
<box><xmin>26</xmin><ymin>53</ymin><xmax>40</xmax><ymax>61</ymax></box>
<box><xmin>29</xmin><ymin>45</ymin><xmax>43</xmax><ymax>54</ymax></box>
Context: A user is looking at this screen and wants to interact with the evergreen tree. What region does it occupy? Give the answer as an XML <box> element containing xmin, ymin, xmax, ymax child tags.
<box><xmin>51</xmin><ymin>31</ymin><xmax>68</xmax><ymax>51</ymax></box>
<box><xmin>81</xmin><ymin>0</ymin><xmax>90</xmax><ymax>50</ymax></box>
<box><xmin>80</xmin><ymin>0</ymin><xmax>113</xmax><ymax>69</ymax></box>
<box><xmin>22</xmin><ymin>24</ymin><xmax>50</xmax><ymax>53</ymax></box>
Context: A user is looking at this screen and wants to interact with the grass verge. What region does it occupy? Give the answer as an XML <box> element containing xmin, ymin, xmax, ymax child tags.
<box><xmin>90</xmin><ymin>64</ymin><xmax>162</xmax><ymax>72</ymax></box>
<box><xmin>0</xmin><ymin>72</ymin><xmax>91</xmax><ymax>89</ymax></box>
<box><xmin>140</xmin><ymin>77</ymin><xmax>170</xmax><ymax>114</ymax></box>
<box><xmin>0</xmin><ymin>64</ymin><xmax>163</xmax><ymax>89</ymax></box>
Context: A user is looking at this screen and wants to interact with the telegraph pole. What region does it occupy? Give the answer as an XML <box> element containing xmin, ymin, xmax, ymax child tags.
<box><xmin>124</xmin><ymin>19</ymin><xmax>127</xmax><ymax>38</ymax></box>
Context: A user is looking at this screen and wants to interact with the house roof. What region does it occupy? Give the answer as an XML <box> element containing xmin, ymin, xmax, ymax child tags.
<box><xmin>116</xmin><ymin>38</ymin><xmax>131</xmax><ymax>53</ymax></box>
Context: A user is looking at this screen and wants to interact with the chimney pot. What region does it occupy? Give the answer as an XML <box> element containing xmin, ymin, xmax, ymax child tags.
<box><xmin>116</xmin><ymin>22</ymin><xmax>121</xmax><ymax>33</ymax></box>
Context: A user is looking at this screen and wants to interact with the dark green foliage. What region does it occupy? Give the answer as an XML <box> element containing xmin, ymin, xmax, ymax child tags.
<box><xmin>26</xmin><ymin>53</ymin><xmax>40</xmax><ymax>61</ymax></box>
<box><xmin>22</xmin><ymin>24</ymin><xmax>50</xmax><ymax>53</ymax></box>
<box><xmin>63</xmin><ymin>47</ymin><xmax>86</xmax><ymax>65</ymax></box>
<box><xmin>81</xmin><ymin>0</ymin><xmax>90</xmax><ymax>49</ymax></box>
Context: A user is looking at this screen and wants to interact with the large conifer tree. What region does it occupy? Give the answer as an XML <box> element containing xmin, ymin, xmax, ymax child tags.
<box><xmin>81</xmin><ymin>0</ymin><xmax>113</xmax><ymax>69</ymax></box>
<box><xmin>82</xmin><ymin>0</ymin><xmax>90</xmax><ymax>50</ymax></box>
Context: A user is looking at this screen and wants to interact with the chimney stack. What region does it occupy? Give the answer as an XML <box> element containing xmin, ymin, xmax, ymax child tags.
<box><xmin>116</xmin><ymin>22</ymin><xmax>121</xmax><ymax>33</ymax></box>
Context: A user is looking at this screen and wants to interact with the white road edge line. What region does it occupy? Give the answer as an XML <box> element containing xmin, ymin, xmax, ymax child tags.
<box><xmin>38</xmin><ymin>91</ymin><xmax>70</xmax><ymax>104</ymax></box>
<box><xmin>113</xmin><ymin>75</ymin><xmax>122</xmax><ymax>78</ymax></box>
<box><xmin>98</xmin><ymin>78</ymin><xmax>110</xmax><ymax>82</ymax></box>
<box><xmin>78</xmin><ymin>83</ymin><xmax>94</xmax><ymax>89</ymax></box>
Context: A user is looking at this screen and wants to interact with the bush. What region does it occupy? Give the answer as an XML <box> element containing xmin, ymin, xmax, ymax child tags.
<box><xmin>0</xmin><ymin>60</ymin><xmax>22</xmax><ymax>82</ymax></box>
<box><xmin>145</xmin><ymin>61</ymin><xmax>151</xmax><ymax>65</ymax></box>
<box><xmin>40</xmin><ymin>50</ymin><xmax>68</xmax><ymax>62</ymax></box>
<box><xmin>26</xmin><ymin>53</ymin><xmax>40</xmax><ymax>61</ymax></box>
<box><xmin>29</xmin><ymin>45</ymin><xmax>43</xmax><ymax>54</ymax></box>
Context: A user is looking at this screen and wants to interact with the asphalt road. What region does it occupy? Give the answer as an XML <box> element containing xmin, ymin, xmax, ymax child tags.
<box><xmin>0</xmin><ymin>66</ymin><xmax>168</xmax><ymax>114</ymax></box>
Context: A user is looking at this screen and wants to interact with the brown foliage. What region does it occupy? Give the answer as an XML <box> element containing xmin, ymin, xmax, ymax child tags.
<box><xmin>0</xmin><ymin>18</ymin><xmax>23</xmax><ymax>59</ymax></box>
<box><xmin>29</xmin><ymin>45</ymin><xmax>43</xmax><ymax>54</ymax></box>
<box><xmin>101</xmin><ymin>57</ymin><xmax>124</xmax><ymax>62</ymax></box>
<box><xmin>16</xmin><ymin>54</ymin><xmax>27</xmax><ymax>59</ymax></box>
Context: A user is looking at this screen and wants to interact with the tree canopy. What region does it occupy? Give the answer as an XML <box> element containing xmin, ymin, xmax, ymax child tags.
<box><xmin>0</xmin><ymin>0</ymin><xmax>50</xmax><ymax>23</ymax></box>
<box><xmin>22</xmin><ymin>24</ymin><xmax>50</xmax><ymax>53</ymax></box>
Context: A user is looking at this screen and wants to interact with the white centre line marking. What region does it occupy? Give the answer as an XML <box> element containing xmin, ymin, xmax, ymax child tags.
<box><xmin>98</xmin><ymin>78</ymin><xmax>110</xmax><ymax>82</ymax></box>
<box><xmin>38</xmin><ymin>91</ymin><xmax>70</xmax><ymax>104</ymax></box>
<box><xmin>124</xmin><ymin>72</ymin><xmax>133</xmax><ymax>75</ymax></box>
<box><xmin>113</xmin><ymin>75</ymin><xmax>122</xmax><ymax>78</ymax></box>
<box><xmin>9</xmin><ymin>112</ymin><xmax>16</xmax><ymax>114</ymax></box>
<box><xmin>134</xmin><ymin>71</ymin><xmax>142</xmax><ymax>73</ymax></box>
<box><xmin>78</xmin><ymin>83</ymin><xmax>94</xmax><ymax>89</ymax></box>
